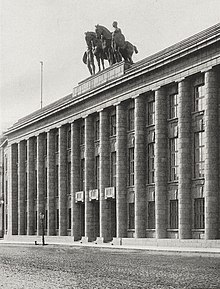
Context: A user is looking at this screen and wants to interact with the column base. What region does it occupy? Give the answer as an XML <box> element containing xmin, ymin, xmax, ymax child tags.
<box><xmin>80</xmin><ymin>236</ymin><xmax>89</xmax><ymax>243</ymax></box>
<box><xmin>94</xmin><ymin>237</ymin><xmax>104</xmax><ymax>244</ymax></box>
<box><xmin>111</xmin><ymin>237</ymin><xmax>123</xmax><ymax>246</ymax></box>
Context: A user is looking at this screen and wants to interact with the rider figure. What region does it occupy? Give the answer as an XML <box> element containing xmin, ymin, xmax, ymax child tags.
<box><xmin>112</xmin><ymin>21</ymin><xmax>122</xmax><ymax>36</ymax></box>
<box><xmin>112</xmin><ymin>21</ymin><xmax>123</xmax><ymax>62</ymax></box>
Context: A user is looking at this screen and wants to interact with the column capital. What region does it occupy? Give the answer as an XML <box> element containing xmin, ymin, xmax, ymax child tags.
<box><xmin>152</xmin><ymin>86</ymin><xmax>161</xmax><ymax>91</ymax></box>
<box><xmin>201</xmin><ymin>66</ymin><xmax>213</xmax><ymax>73</ymax></box>
<box><xmin>113</xmin><ymin>101</ymin><xmax>121</xmax><ymax>106</ymax></box>
<box><xmin>177</xmin><ymin>77</ymin><xmax>186</xmax><ymax>83</ymax></box>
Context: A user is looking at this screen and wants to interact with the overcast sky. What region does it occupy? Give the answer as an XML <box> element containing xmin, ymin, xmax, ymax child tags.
<box><xmin>1</xmin><ymin>0</ymin><xmax>220</xmax><ymax>134</ymax></box>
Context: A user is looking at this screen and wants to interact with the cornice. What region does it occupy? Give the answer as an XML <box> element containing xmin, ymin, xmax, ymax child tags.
<box><xmin>4</xmin><ymin>23</ymin><xmax>220</xmax><ymax>137</ymax></box>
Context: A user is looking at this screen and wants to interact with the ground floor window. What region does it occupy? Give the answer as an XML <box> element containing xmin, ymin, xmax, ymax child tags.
<box><xmin>35</xmin><ymin>211</ymin><xmax>37</xmax><ymax>232</ymax></box>
<box><xmin>194</xmin><ymin>198</ymin><xmax>204</xmax><ymax>229</ymax></box>
<box><xmin>56</xmin><ymin>209</ymin><xmax>59</xmax><ymax>230</ymax></box>
<box><xmin>128</xmin><ymin>202</ymin><xmax>135</xmax><ymax>229</ymax></box>
<box><xmin>148</xmin><ymin>201</ymin><xmax>155</xmax><ymax>229</ymax></box>
<box><xmin>68</xmin><ymin>208</ymin><xmax>71</xmax><ymax>230</ymax></box>
<box><xmin>45</xmin><ymin>210</ymin><xmax>48</xmax><ymax>230</ymax></box>
<box><xmin>170</xmin><ymin>200</ymin><xmax>178</xmax><ymax>229</ymax></box>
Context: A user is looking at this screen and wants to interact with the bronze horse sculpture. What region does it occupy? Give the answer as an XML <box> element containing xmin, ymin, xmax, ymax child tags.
<box><xmin>95</xmin><ymin>25</ymin><xmax>116</xmax><ymax>65</ymax></box>
<box><xmin>83</xmin><ymin>31</ymin><xmax>107</xmax><ymax>75</ymax></box>
<box><xmin>95</xmin><ymin>24</ymin><xmax>138</xmax><ymax>64</ymax></box>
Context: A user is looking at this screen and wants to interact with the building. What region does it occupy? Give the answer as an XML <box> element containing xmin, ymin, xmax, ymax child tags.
<box><xmin>0</xmin><ymin>24</ymin><xmax>220</xmax><ymax>244</ymax></box>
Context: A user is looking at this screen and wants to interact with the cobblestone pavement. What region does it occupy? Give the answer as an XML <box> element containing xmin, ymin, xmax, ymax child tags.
<box><xmin>0</xmin><ymin>244</ymin><xmax>220</xmax><ymax>289</ymax></box>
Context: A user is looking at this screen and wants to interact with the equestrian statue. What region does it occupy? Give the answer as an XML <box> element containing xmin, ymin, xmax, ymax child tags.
<box><xmin>83</xmin><ymin>21</ymin><xmax>138</xmax><ymax>75</ymax></box>
<box><xmin>83</xmin><ymin>31</ymin><xmax>107</xmax><ymax>75</ymax></box>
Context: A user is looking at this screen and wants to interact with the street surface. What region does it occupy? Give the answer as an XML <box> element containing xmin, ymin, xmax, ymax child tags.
<box><xmin>0</xmin><ymin>244</ymin><xmax>219</xmax><ymax>288</ymax></box>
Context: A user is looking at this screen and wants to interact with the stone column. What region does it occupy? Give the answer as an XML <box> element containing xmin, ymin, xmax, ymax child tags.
<box><xmin>204</xmin><ymin>69</ymin><xmax>219</xmax><ymax>239</ymax></box>
<box><xmin>116</xmin><ymin>103</ymin><xmax>127</xmax><ymax>238</ymax></box>
<box><xmin>58</xmin><ymin>125</ymin><xmax>67</xmax><ymax>236</ymax></box>
<box><xmin>99</xmin><ymin>109</ymin><xmax>110</xmax><ymax>241</ymax></box>
<box><xmin>71</xmin><ymin>122</ymin><xmax>81</xmax><ymax>239</ymax></box>
<box><xmin>18</xmin><ymin>140</ymin><xmax>26</xmax><ymax>235</ymax></box>
<box><xmin>134</xmin><ymin>95</ymin><xmax>146</xmax><ymax>238</ymax></box>
<box><xmin>27</xmin><ymin>138</ymin><xmax>35</xmax><ymax>235</ymax></box>
<box><xmin>47</xmin><ymin>130</ymin><xmax>55</xmax><ymax>236</ymax></box>
<box><xmin>155</xmin><ymin>87</ymin><xmax>168</xmax><ymax>239</ymax></box>
<box><xmin>178</xmin><ymin>79</ymin><xmax>192</xmax><ymax>239</ymax></box>
<box><xmin>7</xmin><ymin>143</ymin><xmax>18</xmax><ymax>235</ymax></box>
<box><xmin>85</xmin><ymin>115</ymin><xmax>95</xmax><ymax>241</ymax></box>
<box><xmin>37</xmin><ymin>134</ymin><xmax>44</xmax><ymax>235</ymax></box>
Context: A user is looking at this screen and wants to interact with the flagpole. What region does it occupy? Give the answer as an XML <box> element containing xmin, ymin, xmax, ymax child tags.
<box><xmin>40</xmin><ymin>61</ymin><xmax>43</xmax><ymax>109</ymax></box>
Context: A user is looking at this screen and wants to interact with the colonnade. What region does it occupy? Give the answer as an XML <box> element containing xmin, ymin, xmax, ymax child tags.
<box><xmin>6</xmin><ymin>68</ymin><xmax>219</xmax><ymax>240</ymax></box>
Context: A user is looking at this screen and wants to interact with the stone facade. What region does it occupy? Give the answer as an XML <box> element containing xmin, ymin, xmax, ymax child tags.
<box><xmin>0</xmin><ymin>24</ymin><xmax>220</xmax><ymax>242</ymax></box>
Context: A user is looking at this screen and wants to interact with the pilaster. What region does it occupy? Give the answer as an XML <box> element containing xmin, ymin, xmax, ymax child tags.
<box><xmin>7</xmin><ymin>144</ymin><xmax>18</xmax><ymax>235</ymax></box>
<box><xmin>178</xmin><ymin>79</ymin><xmax>192</xmax><ymax>239</ymax></box>
<box><xmin>18</xmin><ymin>140</ymin><xmax>26</xmax><ymax>235</ymax></box>
<box><xmin>204</xmin><ymin>69</ymin><xmax>219</xmax><ymax>239</ymax></box>
<box><xmin>134</xmin><ymin>95</ymin><xmax>146</xmax><ymax>237</ymax></box>
<box><xmin>155</xmin><ymin>87</ymin><xmax>168</xmax><ymax>239</ymax></box>
<box><xmin>99</xmin><ymin>109</ymin><xmax>110</xmax><ymax>241</ymax></box>
<box><xmin>58</xmin><ymin>125</ymin><xmax>67</xmax><ymax>236</ymax></box>
<box><xmin>85</xmin><ymin>115</ymin><xmax>95</xmax><ymax>240</ymax></box>
<box><xmin>116</xmin><ymin>103</ymin><xmax>127</xmax><ymax>238</ymax></box>
<box><xmin>71</xmin><ymin>122</ymin><xmax>81</xmax><ymax>239</ymax></box>
<box><xmin>27</xmin><ymin>138</ymin><xmax>35</xmax><ymax>235</ymax></box>
<box><xmin>47</xmin><ymin>130</ymin><xmax>56</xmax><ymax>235</ymax></box>
<box><xmin>37</xmin><ymin>134</ymin><xmax>44</xmax><ymax>235</ymax></box>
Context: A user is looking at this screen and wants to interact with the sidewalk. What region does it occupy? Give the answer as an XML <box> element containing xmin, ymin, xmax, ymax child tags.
<box><xmin>1</xmin><ymin>236</ymin><xmax>220</xmax><ymax>255</ymax></box>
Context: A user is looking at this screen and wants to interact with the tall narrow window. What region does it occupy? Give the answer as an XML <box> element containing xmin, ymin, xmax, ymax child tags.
<box><xmin>169</xmin><ymin>93</ymin><xmax>178</xmax><ymax>119</ymax></box>
<box><xmin>24</xmin><ymin>171</ymin><xmax>27</xmax><ymax>201</ymax></box>
<box><xmin>80</xmin><ymin>124</ymin><xmax>85</xmax><ymax>145</ymax></box>
<box><xmin>128</xmin><ymin>107</ymin><xmax>135</xmax><ymax>131</ymax></box>
<box><xmin>34</xmin><ymin>138</ymin><xmax>37</xmax><ymax>159</ymax></box>
<box><xmin>95</xmin><ymin>155</ymin><xmax>100</xmax><ymax>188</ymax></box>
<box><xmin>194</xmin><ymin>132</ymin><xmax>205</xmax><ymax>178</ymax></box>
<box><xmin>56</xmin><ymin>209</ymin><xmax>59</xmax><ymax>230</ymax></box>
<box><xmin>45</xmin><ymin>210</ymin><xmax>48</xmax><ymax>230</ymax></box>
<box><xmin>148</xmin><ymin>101</ymin><xmax>155</xmax><ymax>125</ymax></box>
<box><xmin>35</xmin><ymin>211</ymin><xmax>37</xmax><ymax>232</ymax></box>
<box><xmin>68</xmin><ymin>208</ymin><xmax>71</xmax><ymax>230</ymax></box>
<box><xmin>148</xmin><ymin>143</ymin><xmax>155</xmax><ymax>184</ymax></box>
<box><xmin>44</xmin><ymin>135</ymin><xmax>47</xmax><ymax>156</ymax></box>
<box><xmin>94</xmin><ymin>119</ymin><xmax>100</xmax><ymax>141</ymax></box>
<box><xmin>110</xmin><ymin>114</ymin><xmax>116</xmax><ymax>136</ymax></box>
<box><xmin>148</xmin><ymin>201</ymin><xmax>155</xmax><ymax>229</ymax></box>
<box><xmin>55</xmin><ymin>133</ymin><xmax>59</xmax><ymax>153</ymax></box>
<box><xmin>80</xmin><ymin>158</ymin><xmax>85</xmax><ymax>191</ymax></box>
<box><xmin>128</xmin><ymin>147</ymin><xmax>134</xmax><ymax>186</ymax></box>
<box><xmin>170</xmin><ymin>200</ymin><xmax>178</xmax><ymax>229</ymax></box>
<box><xmin>24</xmin><ymin>142</ymin><xmax>27</xmax><ymax>161</ymax></box>
<box><xmin>170</xmin><ymin>138</ymin><xmax>178</xmax><ymax>181</ymax></box>
<box><xmin>25</xmin><ymin>211</ymin><xmax>27</xmax><ymax>233</ymax></box>
<box><xmin>34</xmin><ymin>169</ymin><xmax>37</xmax><ymax>199</ymax></box>
<box><xmin>44</xmin><ymin>167</ymin><xmax>47</xmax><ymax>198</ymax></box>
<box><xmin>194</xmin><ymin>198</ymin><xmax>204</xmax><ymax>229</ymax></box>
<box><xmin>55</xmin><ymin>165</ymin><xmax>59</xmax><ymax>197</ymax></box>
<box><xmin>110</xmin><ymin>151</ymin><xmax>116</xmax><ymax>187</ymax></box>
<box><xmin>67</xmin><ymin>128</ymin><xmax>71</xmax><ymax>150</ymax></box>
<box><xmin>194</xmin><ymin>85</ymin><xmax>205</xmax><ymax>112</ymax></box>
<box><xmin>67</xmin><ymin>161</ymin><xmax>71</xmax><ymax>195</ymax></box>
<box><xmin>128</xmin><ymin>202</ymin><xmax>135</xmax><ymax>229</ymax></box>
